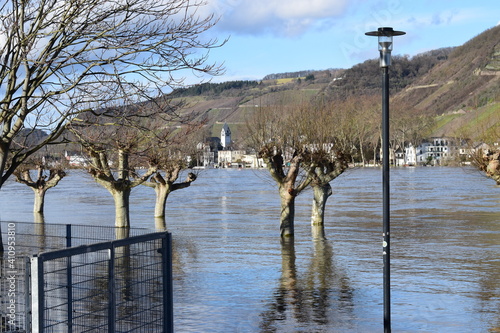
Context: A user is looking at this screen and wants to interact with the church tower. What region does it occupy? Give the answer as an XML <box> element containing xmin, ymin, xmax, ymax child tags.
<box><xmin>221</xmin><ymin>123</ymin><xmax>231</xmax><ymax>149</ymax></box>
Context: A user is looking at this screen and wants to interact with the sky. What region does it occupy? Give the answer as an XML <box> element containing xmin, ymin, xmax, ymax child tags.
<box><xmin>191</xmin><ymin>0</ymin><xmax>500</xmax><ymax>83</ymax></box>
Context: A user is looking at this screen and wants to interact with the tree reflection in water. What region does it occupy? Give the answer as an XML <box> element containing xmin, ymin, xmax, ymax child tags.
<box><xmin>260</xmin><ymin>226</ymin><xmax>354</xmax><ymax>331</ymax></box>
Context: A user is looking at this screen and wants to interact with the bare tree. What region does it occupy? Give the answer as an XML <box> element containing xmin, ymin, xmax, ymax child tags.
<box><xmin>391</xmin><ymin>100</ymin><xmax>435</xmax><ymax>164</ymax></box>
<box><xmin>247</xmin><ymin>105</ymin><xmax>311</xmax><ymax>238</ymax></box>
<box><xmin>246</xmin><ymin>101</ymin><xmax>358</xmax><ymax>237</ymax></box>
<box><xmin>145</xmin><ymin>168</ymin><xmax>197</xmax><ymax>229</ymax></box>
<box><xmin>142</xmin><ymin>129</ymin><xmax>201</xmax><ymax>228</ymax></box>
<box><xmin>14</xmin><ymin>162</ymin><xmax>66</xmax><ymax>214</ymax></box>
<box><xmin>67</xmin><ymin>99</ymin><xmax>174</xmax><ymax>228</ymax></box>
<box><xmin>293</xmin><ymin>102</ymin><xmax>350</xmax><ymax>228</ymax></box>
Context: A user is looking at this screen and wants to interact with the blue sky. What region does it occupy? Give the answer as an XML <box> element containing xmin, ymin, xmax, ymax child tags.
<box><xmin>193</xmin><ymin>0</ymin><xmax>499</xmax><ymax>83</ymax></box>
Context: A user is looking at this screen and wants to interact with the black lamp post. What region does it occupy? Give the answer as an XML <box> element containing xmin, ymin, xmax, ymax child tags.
<box><xmin>365</xmin><ymin>27</ymin><xmax>405</xmax><ymax>333</ymax></box>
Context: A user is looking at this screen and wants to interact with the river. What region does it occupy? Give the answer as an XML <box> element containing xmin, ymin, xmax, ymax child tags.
<box><xmin>0</xmin><ymin>166</ymin><xmax>499</xmax><ymax>332</ymax></box>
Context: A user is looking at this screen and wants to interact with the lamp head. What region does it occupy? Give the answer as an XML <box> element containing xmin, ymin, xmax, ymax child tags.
<box><xmin>365</xmin><ymin>27</ymin><xmax>405</xmax><ymax>67</ymax></box>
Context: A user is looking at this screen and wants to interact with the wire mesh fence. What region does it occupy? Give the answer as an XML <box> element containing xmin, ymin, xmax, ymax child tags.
<box><xmin>0</xmin><ymin>222</ymin><xmax>171</xmax><ymax>333</ymax></box>
<box><xmin>31</xmin><ymin>232</ymin><xmax>172</xmax><ymax>333</ymax></box>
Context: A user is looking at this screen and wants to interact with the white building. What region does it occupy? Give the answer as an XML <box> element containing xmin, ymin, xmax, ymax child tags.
<box><xmin>65</xmin><ymin>151</ymin><xmax>90</xmax><ymax>167</ymax></box>
<box><xmin>405</xmin><ymin>144</ymin><xmax>417</xmax><ymax>166</ymax></box>
<box><xmin>221</xmin><ymin>123</ymin><xmax>231</xmax><ymax>148</ymax></box>
<box><xmin>406</xmin><ymin>137</ymin><xmax>461</xmax><ymax>165</ymax></box>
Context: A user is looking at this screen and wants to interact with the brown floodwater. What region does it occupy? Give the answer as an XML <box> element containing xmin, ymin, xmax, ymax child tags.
<box><xmin>1</xmin><ymin>166</ymin><xmax>499</xmax><ymax>332</ymax></box>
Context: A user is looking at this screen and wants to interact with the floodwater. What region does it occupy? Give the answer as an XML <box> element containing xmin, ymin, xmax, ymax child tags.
<box><xmin>0</xmin><ymin>167</ymin><xmax>499</xmax><ymax>332</ymax></box>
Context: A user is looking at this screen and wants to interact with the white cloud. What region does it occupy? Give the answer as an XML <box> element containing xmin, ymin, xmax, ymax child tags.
<box><xmin>206</xmin><ymin>0</ymin><xmax>351</xmax><ymax>36</ymax></box>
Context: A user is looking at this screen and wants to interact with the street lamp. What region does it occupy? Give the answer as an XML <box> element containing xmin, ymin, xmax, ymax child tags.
<box><xmin>365</xmin><ymin>27</ymin><xmax>405</xmax><ymax>333</ymax></box>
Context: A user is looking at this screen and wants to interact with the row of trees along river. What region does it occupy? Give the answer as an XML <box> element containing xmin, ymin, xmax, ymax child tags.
<box><xmin>2</xmin><ymin>95</ymin><xmax>499</xmax><ymax>246</ymax></box>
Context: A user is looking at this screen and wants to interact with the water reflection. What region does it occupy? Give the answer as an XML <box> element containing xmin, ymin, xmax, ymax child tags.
<box><xmin>260</xmin><ymin>236</ymin><xmax>354</xmax><ymax>332</ymax></box>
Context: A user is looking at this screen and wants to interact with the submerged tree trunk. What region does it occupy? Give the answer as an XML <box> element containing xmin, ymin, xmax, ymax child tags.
<box><xmin>144</xmin><ymin>171</ymin><xmax>197</xmax><ymax>222</ymax></box>
<box><xmin>311</xmin><ymin>183</ymin><xmax>333</xmax><ymax>226</ymax></box>
<box><xmin>279</xmin><ymin>185</ymin><xmax>296</xmax><ymax>238</ymax></box>
<box><xmin>311</xmin><ymin>223</ymin><xmax>326</xmax><ymax>240</ymax></box>
<box><xmin>33</xmin><ymin>188</ymin><xmax>48</xmax><ymax>213</ymax></box>
<box><xmin>88</xmin><ymin>149</ymin><xmax>156</xmax><ymax>228</ymax></box>
<box><xmin>305</xmin><ymin>155</ymin><xmax>348</xmax><ymax>231</ymax></box>
<box><xmin>14</xmin><ymin>167</ymin><xmax>66</xmax><ymax>215</ymax></box>
<box><xmin>154</xmin><ymin>185</ymin><xmax>170</xmax><ymax>218</ymax></box>
<box><xmin>155</xmin><ymin>217</ymin><xmax>167</xmax><ymax>230</ymax></box>
<box><xmin>111</xmin><ymin>188</ymin><xmax>132</xmax><ymax>228</ymax></box>
<box><xmin>259</xmin><ymin>147</ymin><xmax>310</xmax><ymax>238</ymax></box>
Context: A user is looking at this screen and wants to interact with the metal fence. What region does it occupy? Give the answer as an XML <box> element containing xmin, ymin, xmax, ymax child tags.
<box><xmin>31</xmin><ymin>232</ymin><xmax>172</xmax><ymax>333</ymax></box>
<box><xmin>0</xmin><ymin>222</ymin><xmax>172</xmax><ymax>333</ymax></box>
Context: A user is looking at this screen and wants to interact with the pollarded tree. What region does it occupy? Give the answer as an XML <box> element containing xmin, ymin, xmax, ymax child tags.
<box><xmin>259</xmin><ymin>146</ymin><xmax>310</xmax><ymax>238</ymax></box>
<box><xmin>8</xmin><ymin>129</ymin><xmax>68</xmax><ymax>216</ymax></box>
<box><xmin>67</xmin><ymin>97</ymin><xmax>185</xmax><ymax>228</ymax></box>
<box><xmin>145</xmin><ymin>168</ymin><xmax>197</xmax><ymax>229</ymax></box>
<box><xmin>305</xmin><ymin>151</ymin><xmax>348</xmax><ymax>227</ymax></box>
<box><xmin>291</xmin><ymin>102</ymin><xmax>351</xmax><ymax>228</ymax></box>
<box><xmin>247</xmin><ymin>105</ymin><xmax>312</xmax><ymax>238</ymax></box>
<box><xmin>142</xmin><ymin>127</ymin><xmax>201</xmax><ymax>228</ymax></box>
<box><xmin>14</xmin><ymin>162</ymin><xmax>66</xmax><ymax>214</ymax></box>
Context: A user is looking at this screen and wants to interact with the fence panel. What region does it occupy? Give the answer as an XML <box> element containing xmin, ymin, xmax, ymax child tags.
<box><xmin>30</xmin><ymin>232</ymin><xmax>173</xmax><ymax>333</ymax></box>
<box><xmin>1</xmin><ymin>222</ymin><xmax>161</xmax><ymax>333</ymax></box>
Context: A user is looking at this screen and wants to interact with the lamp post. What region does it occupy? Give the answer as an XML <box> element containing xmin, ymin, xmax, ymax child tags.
<box><xmin>365</xmin><ymin>27</ymin><xmax>405</xmax><ymax>333</ymax></box>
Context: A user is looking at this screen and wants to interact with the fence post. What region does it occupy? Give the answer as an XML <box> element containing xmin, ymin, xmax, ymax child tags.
<box><xmin>66</xmin><ymin>224</ymin><xmax>73</xmax><ymax>332</ymax></box>
<box><xmin>108</xmin><ymin>245</ymin><xmax>116</xmax><ymax>333</ymax></box>
<box><xmin>162</xmin><ymin>232</ymin><xmax>174</xmax><ymax>333</ymax></box>
<box><xmin>25</xmin><ymin>257</ymin><xmax>32</xmax><ymax>332</ymax></box>
<box><xmin>30</xmin><ymin>255</ymin><xmax>44</xmax><ymax>333</ymax></box>
<box><xmin>66</xmin><ymin>224</ymin><xmax>72</xmax><ymax>247</ymax></box>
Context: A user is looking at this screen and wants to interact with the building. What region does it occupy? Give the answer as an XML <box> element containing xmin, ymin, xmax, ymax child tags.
<box><xmin>196</xmin><ymin>138</ymin><xmax>220</xmax><ymax>168</ymax></box>
<box><xmin>65</xmin><ymin>151</ymin><xmax>90</xmax><ymax>167</ymax></box>
<box><xmin>195</xmin><ymin>123</ymin><xmax>264</xmax><ymax>168</ymax></box>
<box><xmin>405</xmin><ymin>137</ymin><xmax>462</xmax><ymax>165</ymax></box>
<box><xmin>221</xmin><ymin>123</ymin><xmax>231</xmax><ymax>149</ymax></box>
<box><xmin>218</xmin><ymin>150</ymin><xmax>246</xmax><ymax>167</ymax></box>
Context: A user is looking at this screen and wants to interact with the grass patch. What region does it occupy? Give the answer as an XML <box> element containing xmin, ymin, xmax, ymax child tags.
<box><xmin>461</xmin><ymin>103</ymin><xmax>500</xmax><ymax>140</ymax></box>
<box><xmin>432</xmin><ymin>113</ymin><xmax>463</xmax><ymax>132</ymax></box>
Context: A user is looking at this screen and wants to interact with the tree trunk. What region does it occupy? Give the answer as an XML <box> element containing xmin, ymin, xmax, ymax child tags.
<box><xmin>33</xmin><ymin>188</ymin><xmax>47</xmax><ymax>214</ymax></box>
<box><xmin>15</xmin><ymin>168</ymin><xmax>66</xmax><ymax>215</ymax></box>
<box><xmin>279</xmin><ymin>186</ymin><xmax>295</xmax><ymax>238</ymax></box>
<box><xmin>112</xmin><ymin>188</ymin><xmax>131</xmax><ymax>228</ymax></box>
<box><xmin>154</xmin><ymin>185</ymin><xmax>170</xmax><ymax>218</ymax></box>
<box><xmin>311</xmin><ymin>224</ymin><xmax>326</xmax><ymax>240</ymax></box>
<box><xmin>155</xmin><ymin>217</ymin><xmax>167</xmax><ymax>230</ymax></box>
<box><xmin>358</xmin><ymin>135</ymin><xmax>366</xmax><ymax>166</ymax></box>
<box><xmin>311</xmin><ymin>183</ymin><xmax>333</xmax><ymax>226</ymax></box>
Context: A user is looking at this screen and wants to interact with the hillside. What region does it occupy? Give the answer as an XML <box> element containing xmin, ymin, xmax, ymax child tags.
<box><xmin>169</xmin><ymin>25</ymin><xmax>500</xmax><ymax>141</ymax></box>
<box><xmin>396</xmin><ymin>25</ymin><xmax>500</xmax><ymax>114</ymax></box>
